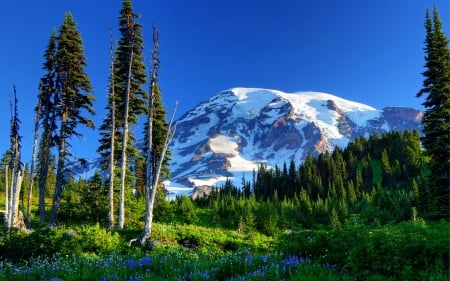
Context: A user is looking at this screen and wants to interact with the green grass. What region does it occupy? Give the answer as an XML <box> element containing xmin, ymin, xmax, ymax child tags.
<box><xmin>0</xmin><ymin>221</ymin><xmax>448</xmax><ymax>280</ymax></box>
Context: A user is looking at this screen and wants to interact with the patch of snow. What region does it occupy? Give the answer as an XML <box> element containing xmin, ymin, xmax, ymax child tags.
<box><xmin>209</xmin><ymin>135</ymin><xmax>238</xmax><ymax>155</ymax></box>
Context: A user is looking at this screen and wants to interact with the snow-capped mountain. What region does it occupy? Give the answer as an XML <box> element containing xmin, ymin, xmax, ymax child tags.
<box><xmin>166</xmin><ymin>88</ymin><xmax>422</xmax><ymax>193</ymax></box>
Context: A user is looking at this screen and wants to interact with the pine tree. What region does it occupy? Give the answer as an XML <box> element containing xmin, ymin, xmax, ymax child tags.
<box><xmin>49</xmin><ymin>13</ymin><xmax>95</xmax><ymax>226</ymax></box>
<box><xmin>416</xmin><ymin>7</ymin><xmax>450</xmax><ymax>219</ymax></box>
<box><xmin>37</xmin><ymin>30</ymin><xmax>58</xmax><ymax>222</ymax></box>
<box><xmin>97</xmin><ymin>0</ymin><xmax>147</xmax><ymax>166</ymax></box>
<box><xmin>143</xmin><ymin>84</ymin><xmax>170</xmax><ymax>180</ymax></box>
<box><xmin>97</xmin><ymin>0</ymin><xmax>147</xmax><ymax>230</ymax></box>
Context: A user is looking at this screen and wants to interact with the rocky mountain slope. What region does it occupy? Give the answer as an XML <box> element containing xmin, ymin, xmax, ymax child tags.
<box><xmin>167</xmin><ymin>88</ymin><xmax>422</xmax><ymax>194</ymax></box>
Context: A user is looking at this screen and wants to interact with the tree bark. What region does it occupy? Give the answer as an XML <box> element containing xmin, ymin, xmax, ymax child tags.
<box><xmin>140</xmin><ymin>101</ymin><xmax>177</xmax><ymax>245</ymax></box>
<box><xmin>118</xmin><ymin>37</ymin><xmax>134</xmax><ymax>230</ymax></box>
<box><xmin>4</xmin><ymin>164</ymin><xmax>8</xmax><ymax>227</ymax></box>
<box><xmin>49</xmin><ymin>112</ymin><xmax>67</xmax><ymax>226</ymax></box>
<box><xmin>108</xmin><ymin>28</ymin><xmax>116</xmax><ymax>229</ymax></box>
<box><xmin>140</xmin><ymin>24</ymin><xmax>159</xmax><ymax>244</ymax></box>
<box><xmin>27</xmin><ymin>92</ymin><xmax>42</xmax><ymax>226</ymax></box>
<box><xmin>10</xmin><ymin>171</ymin><xmax>23</xmax><ymax>229</ymax></box>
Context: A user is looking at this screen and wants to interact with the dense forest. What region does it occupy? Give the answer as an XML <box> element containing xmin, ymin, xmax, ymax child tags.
<box><xmin>0</xmin><ymin>1</ymin><xmax>449</xmax><ymax>280</ymax></box>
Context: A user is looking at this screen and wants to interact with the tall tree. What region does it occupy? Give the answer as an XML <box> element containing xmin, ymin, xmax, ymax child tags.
<box><xmin>416</xmin><ymin>7</ymin><xmax>450</xmax><ymax>219</ymax></box>
<box><xmin>97</xmin><ymin>0</ymin><xmax>147</xmax><ymax>229</ymax></box>
<box><xmin>140</xmin><ymin>25</ymin><xmax>170</xmax><ymax>244</ymax></box>
<box><xmin>37</xmin><ymin>29</ymin><xmax>58</xmax><ymax>222</ymax></box>
<box><xmin>107</xmin><ymin>28</ymin><xmax>116</xmax><ymax>229</ymax></box>
<box><xmin>49</xmin><ymin>13</ymin><xmax>95</xmax><ymax>226</ymax></box>
<box><xmin>117</xmin><ymin>11</ymin><xmax>135</xmax><ymax>230</ymax></box>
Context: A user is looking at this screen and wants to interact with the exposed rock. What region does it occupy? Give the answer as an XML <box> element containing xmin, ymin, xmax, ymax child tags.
<box><xmin>192</xmin><ymin>185</ymin><xmax>213</xmax><ymax>200</ymax></box>
<box><xmin>168</xmin><ymin>88</ymin><xmax>422</xmax><ymax>188</ymax></box>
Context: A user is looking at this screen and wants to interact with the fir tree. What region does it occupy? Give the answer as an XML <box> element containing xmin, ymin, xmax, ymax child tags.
<box><xmin>96</xmin><ymin>0</ymin><xmax>147</xmax><ymax>230</ymax></box>
<box><xmin>416</xmin><ymin>7</ymin><xmax>450</xmax><ymax>219</ymax></box>
<box><xmin>97</xmin><ymin>0</ymin><xmax>147</xmax><ymax>166</ymax></box>
<box><xmin>49</xmin><ymin>13</ymin><xmax>95</xmax><ymax>226</ymax></box>
<box><xmin>37</xmin><ymin>30</ymin><xmax>58</xmax><ymax>222</ymax></box>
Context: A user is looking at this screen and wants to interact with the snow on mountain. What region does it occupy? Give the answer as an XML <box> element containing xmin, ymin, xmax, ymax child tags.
<box><xmin>166</xmin><ymin>88</ymin><xmax>422</xmax><ymax>195</ymax></box>
<box><xmin>68</xmin><ymin>87</ymin><xmax>423</xmax><ymax>198</ymax></box>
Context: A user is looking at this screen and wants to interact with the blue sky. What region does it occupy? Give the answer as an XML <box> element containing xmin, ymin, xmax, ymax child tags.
<box><xmin>0</xmin><ymin>0</ymin><xmax>449</xmax><ymax>163</ymax></box>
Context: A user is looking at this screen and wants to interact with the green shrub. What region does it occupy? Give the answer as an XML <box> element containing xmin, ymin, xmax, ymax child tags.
<box><xmin>0</xmin><ymin>224</ymin><xmax>123</xmax><ymax>263</ymax></box>
<box><xmin>277</xmin><ymin>221</ymin><xmax>450</xmax><ymax>280</ymax></box>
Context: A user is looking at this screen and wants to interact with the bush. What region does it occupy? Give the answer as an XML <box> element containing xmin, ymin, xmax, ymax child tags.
<box><xmin>276</xmin><ymin>221</ymin><xmax>450</xmax><ymax>280</ymax></box>
<box><xmin>0</xmin><ymin>224</ymin><xmax>123</xmax><ymax>263</ymax></box>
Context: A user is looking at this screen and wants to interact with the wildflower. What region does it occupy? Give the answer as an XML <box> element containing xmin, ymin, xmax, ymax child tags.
<box><xmin>260</xmin><ymin>255</ymin><xmax>269</xmax><ymax>263</ymax></box>
<box><xmin>282</xmin><ymin>255</ymin><xmax>301</xmax><ymax>268</ymax></box>
<box><xmin>127</xmin><ymin>259</ymin><xmax>138</xmax><ymax>269</ymax></box>
<box><xmin>138</xmin><ymin>257</ymin><xmax>152</xmax><ymax>267</ymax></box>
<box><xmin>198</xmin><ymin>270</ymin><xmax>210</xmax><ymax>279</ymax></box>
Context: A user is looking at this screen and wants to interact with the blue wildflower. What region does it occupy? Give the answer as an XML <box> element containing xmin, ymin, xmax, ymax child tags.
<box><xmin>282</xmin><ymin>255</ymin><xmax>301</xmax><ymax>268</ymax></box>
<box><xmin>138</xmin><ymin>257</ymin><xmax>152</xmax><ymax>267</ymax></box>
<box><xmin>199</xmin><ymin>270</ymin><xmax>210</xmax><ymax>279</ymax></box>
<box><xmin>102</xmin><ymin>259</ymin><xmax>111</xmax><ymax>267</ymax></box>
<box><xmin>127</xmin><ymin>259</ymin><xmax>138</xmax><ymax>269</ymax></box>
<box><xmin>260</xmin><ymin>255</ymin><xmax>269</xmax><ymax>263</ymax></box>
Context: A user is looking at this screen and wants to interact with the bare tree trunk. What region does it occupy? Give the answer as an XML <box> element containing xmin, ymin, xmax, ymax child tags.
<box><xmin>9</xmin><ymin>164</ymin><xmax>18</xmax><ymax>229</ymax></box>
<box><xmin>108</xmin><ymin>28</ymin><xmax>116</xmax><ymax>229</ymax></box>
<box><xmin>8</xmin><ymin>162</ymin><xmax>15</xmax><ymax>229</ymax></box>
<box><xmin>141</xmin><ymin>80</ymin><xmax>155</xmax><ymax>244</ymax></box>
<box><xmin>118</xmin><ymin>37</ymin><xmax>134</xmax><ymax>230</ymax></box>
<box><xmin>38</xmin><ymin>132</ymin><xmax>50</xmax><ymax>223</ymax></box>
<box><xmin>4</xmin><ymin>164</ymin><xmax>9</xmax><ymax>227</ymax></box>
<box><xmin>8</xmin><ymin>86</ymin><xmax>22</xmax><ymax>229</ymax></box>
<box><xmin>140</xmin><ymin>25</ymin><xmax>159</xmax><ymax>244</ymax></box>
<box><xmin>140</xmin><ymin>102</ymin><xmax>177</xmax><ymax>245</ymax></box>
<box><xmin>26</xmin><ymin>89</ymin><xmax>42</xmax><ymax>226</ymax></box>
<box><xmin>11</xmin><ymin>171</ymin><xmax>23</xmax><ymax>229</ymax></box>
<box><xmin>49</xmin><ymin>112</ymin><xmax>67</xmax><ymax>227</ymax></box>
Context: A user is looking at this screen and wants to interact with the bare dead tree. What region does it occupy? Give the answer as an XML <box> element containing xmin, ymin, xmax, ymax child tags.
<box><xmin>108</xmin><ymin>27</ymin><xmax>116</xmax><ymax>229</ymax></box>
<box><xmin>139</xmin><ymin>101</ymin><xmax>177</xmax><ymax>245</ymax></box>
<box><xmin>4</xmin><ymin>164</ymin><xmax>8</xmax><ymax>227</ymax></box>
<box><xmin>140</xmin><ymin>24</ymin><xmax>160</xmax><ymax>244</ymax></box>
<box><xmin>8</xmin><ymin>85</ymin><xmax>23</xmax><ymax>229</ymax></box>
<box><xmin>26</xmin><ymin>83</ymin><xmax>43</xmax><ymax>227</ymax></box>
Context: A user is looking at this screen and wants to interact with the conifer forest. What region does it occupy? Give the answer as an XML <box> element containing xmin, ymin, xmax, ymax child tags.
<box><xmin>0</xmin><ymin>1</ymin><xmax>449</xmax><ymax>280</ymax></box>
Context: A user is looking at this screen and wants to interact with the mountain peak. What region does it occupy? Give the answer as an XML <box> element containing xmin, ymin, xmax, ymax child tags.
<box><xmin>67</xmin><ymin>87</ymin><xmax>423</xmax><ymax>198</ymax></box>
<box><xmin>167</xmin><ymin>87</ymin><xmax>422</xmax><ymax>193</ymax></box>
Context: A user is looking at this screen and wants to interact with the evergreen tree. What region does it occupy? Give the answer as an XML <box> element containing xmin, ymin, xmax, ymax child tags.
<box><xmin>416</xmin><ymin>7</ymin><xmax>450</xmax><ymax>219</ymax></box>
<box><xmin>49</xmin><ymin>13</ymin><xmax>95</xmax><ymax>226</ymax></box>
<box><xmin>96</xmin><ymin>0</ymin><xmax>147</xmax><ymax>230</ymax></box>
<box><xmin>97</xmin><ymin>0</ymin><xmax>147</xmax><ymax>166</ymax></box>
<box><xmin>37</xmin><ymin>30</ymin><xmax>58</xmax><ymax>222</ymax></box>
<box><xmin>143</xmin><ymin>85</ymin><xmax>169</xmax><ymax>181</ymax></box>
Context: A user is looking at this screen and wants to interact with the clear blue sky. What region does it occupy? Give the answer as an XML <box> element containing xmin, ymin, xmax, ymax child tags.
<box><xmin>0</xmin><ymin>0</ymin><xmax>449</xmax><ymax>163</ymax></box>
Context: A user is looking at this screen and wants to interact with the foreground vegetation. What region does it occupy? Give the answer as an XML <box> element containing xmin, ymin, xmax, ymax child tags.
<box><xmin>1</xmin><ymin>129</ymin><xmax>449</xmax><ymax>280</ymax></box>
<box><xmin>0</xmin><ymin>220</ymin><xmax>448</xmax><ymax>281</ymax></box>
